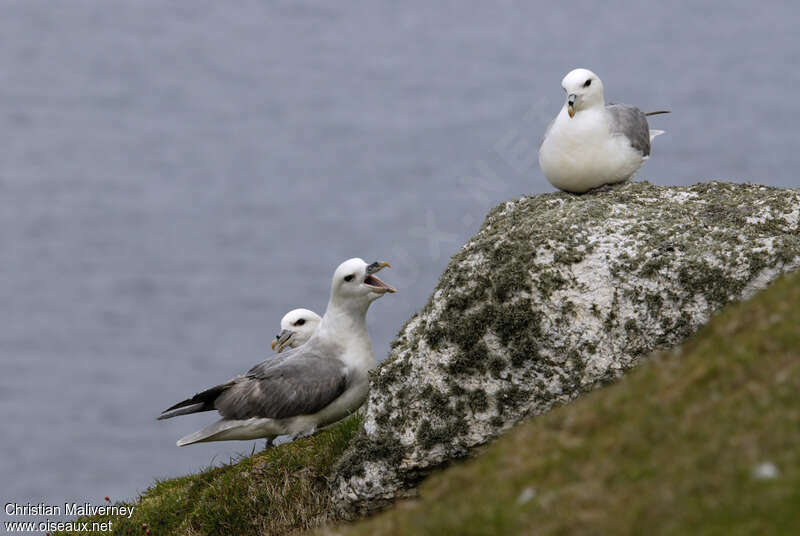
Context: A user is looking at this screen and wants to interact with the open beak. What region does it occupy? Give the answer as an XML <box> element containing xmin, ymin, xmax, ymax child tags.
<box><xmin>567</xmin><ymin>94</ymin><xmax>577</xmax><ymax>118</ymax></box>
<box><xmin>272</xmin><ymin>329</ymin><xmax>294</xmax><ymax>353</ymax></box>
<box><xmin>364</xmin><ymin>261</ymin><xmax>397</xmax><ymax>294</ymax></box>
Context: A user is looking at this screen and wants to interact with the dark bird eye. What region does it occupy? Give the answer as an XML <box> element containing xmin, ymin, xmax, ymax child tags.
<box><xmin>344</xmin><ymin>274</ymin><xmax>354</xmax><ymax>282</ymax></box>
<box><xmin>295</xmin><ymin>318</ymin><xmax>306</xmax><ymax>326</ymax></box>
<box><xmin>584</xmin><ymin>79</ymin><xmax>592</xmax><ymax>87</ymax></box>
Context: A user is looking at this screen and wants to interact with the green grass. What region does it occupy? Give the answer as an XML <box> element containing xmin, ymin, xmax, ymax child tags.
<box><xmin>58</xmin><ymin>414</ymin><xmax>362</xmax><ymax>536</ymax></box>
<box><xmin>327</xmin><ymin>271</ymin><xmax>800</xmax><ymax>535</ymax></box>
<box><xmin>59</xmin><ymin>271</ymin><xmax>800</xmax><ymax>536</ymax></box>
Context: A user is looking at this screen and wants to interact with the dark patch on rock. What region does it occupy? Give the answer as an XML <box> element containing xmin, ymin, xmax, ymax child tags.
<box><xmin>332</xmin><ymin>181</ymin><xmax>800</xmax><ymax>518</ymax></box>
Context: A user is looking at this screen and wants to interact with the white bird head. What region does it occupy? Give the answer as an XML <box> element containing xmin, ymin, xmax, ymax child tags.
<box><xmin>561</xmin><ymin>68</ymin><xmax>605</xmax><ymax>118</ymax></box>
<box><xmin>329</xmin><ymin>258</ymin><xmax>396</xmax><ymax>311</ymax></box>
<box><xmin>271</xmin><ymin>308</ymin><xmax>321</xmax><ymax>353</ymax></box>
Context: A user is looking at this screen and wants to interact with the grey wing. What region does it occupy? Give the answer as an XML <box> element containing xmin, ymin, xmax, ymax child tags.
<box><xmin>606</xmin><ymin>104</ymin><xmax>651</xmax><ymax>156</ymax></box>
<box><xmin>245</xmin><ymin>346</ymin><xmax>299</xmax><ymax>376</ymax></box>
<box><xmin>215</xmin><ymin>354</ymin><xmax>348</xmax><ymax>420</ymax></box>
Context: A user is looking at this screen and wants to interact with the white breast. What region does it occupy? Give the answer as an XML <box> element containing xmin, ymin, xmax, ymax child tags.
<box><xmin>539</xmin><ymin>108</ymin><xmax>645</xmax><ymax>193</ymax></box>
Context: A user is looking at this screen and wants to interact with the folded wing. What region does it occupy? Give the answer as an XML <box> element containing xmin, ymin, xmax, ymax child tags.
<box><xmin>216</xmin><ymin>354</ymin><xmax>349</xmax><ymax>420</ymax></box>
<box><xmin>606</xmin><ymin>103</ymin><xmax>651</xmax><ymax>157</ymax></box>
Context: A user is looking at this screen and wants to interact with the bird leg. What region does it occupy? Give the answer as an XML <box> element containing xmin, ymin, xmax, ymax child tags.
<box><xmin>289</xmin><ymin>426</ymin><xmax>318</xmax><ymax>442</ymax></box>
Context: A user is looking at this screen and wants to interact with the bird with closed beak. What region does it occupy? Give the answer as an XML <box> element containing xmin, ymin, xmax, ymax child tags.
<box><xmin>539</xmin><ymin>68</ymin><xmax>670</xmax><ymax>193</ymax></box>
<box><xmin>271</xmin><ymin>308</ymin><xmax>321</xmax><ymax>353</ymax></box>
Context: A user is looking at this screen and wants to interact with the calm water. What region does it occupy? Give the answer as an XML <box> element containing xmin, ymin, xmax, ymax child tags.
<box><xmin>2</xmin><ymin>0</ymin><xmax>798</xmax><ymax>520</ymax></box>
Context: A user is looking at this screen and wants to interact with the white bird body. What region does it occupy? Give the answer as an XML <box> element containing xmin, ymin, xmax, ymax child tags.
<box><xmin>177</xmin><ymin>336</ymin><xmax>371</xmax><ymax>445</ymax></box>
<box><xmin>176</xmin><ymin>352</ymin><xmax>369</xmax><ymax>444</ymax></box>
<box><xmin>539</xmin><ymin>68</ymin><xmax>667</xmax><ymax>193</ymax></box>
<box><xmin>540</xmin><ymin>107</ymin><xmax>644</xmax><ymax>192</ymax></box>
<box><xmin>159</xmin><ymin>258</ymin><xmax>396</xmax><ymax>446</ymax></box>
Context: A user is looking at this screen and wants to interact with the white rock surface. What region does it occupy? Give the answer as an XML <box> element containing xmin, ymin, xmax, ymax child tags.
<box><xmin>331</xmin><ymin>181</ymin><xmax>800</xmax><ymax>517</ymax></box>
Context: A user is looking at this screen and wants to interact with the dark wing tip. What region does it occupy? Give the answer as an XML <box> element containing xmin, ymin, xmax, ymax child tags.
<box><xmin>161</xmin><ymin>398</ymin><xmax>196</xmax><ymax>414</ymax></box>
<box><xmin>158</xmin><ymin>381</ymin><xmax>235</xmax><ymax>418</ymax></box>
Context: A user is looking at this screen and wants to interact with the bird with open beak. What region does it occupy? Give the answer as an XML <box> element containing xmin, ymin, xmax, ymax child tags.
<box><xmin>362</xmin><ymin>261</ymin><xmax>395</xmax><ymax>294</ymax></box>
<box><xmin>159</xmin><ymin>258</ymin><xmax>396</xmax><ymax>446</ymax></box>
<box><xmin>269</xmin><ymin>263</ymin><xmax>394</xmax><ymax>353</ymax></box>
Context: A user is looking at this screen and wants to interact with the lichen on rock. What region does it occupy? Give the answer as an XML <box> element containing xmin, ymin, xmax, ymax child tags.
<box><xmin>331</xmin><ymin>181</ymin><xmax>800</xmax><ymax>517</ymax></box>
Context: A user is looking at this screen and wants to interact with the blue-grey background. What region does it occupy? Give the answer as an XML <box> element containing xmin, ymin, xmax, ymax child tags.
<box><xmin>1</xmin><ymin>0</ymin><xmax>798</xmax><ymax>522</ymax></box>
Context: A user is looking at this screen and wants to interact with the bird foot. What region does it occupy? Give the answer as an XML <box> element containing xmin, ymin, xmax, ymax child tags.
<box><xmin>289</xmin><ymin>427</ymin><xmax>318</xmax><ymax>442</ymax></box>
<box><xmin>583</xmin><ymin>181</ymin><xmax>627</xmax><ymax>195</ymax></box>
<box><xmin>583</xmin><ymin>184</ymin><xmax>616</xmax><ymax>195</ymax></box>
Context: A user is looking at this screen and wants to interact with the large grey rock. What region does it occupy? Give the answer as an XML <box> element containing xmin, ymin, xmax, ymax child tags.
<box><xmin>331</xmin><ymin>181</ymin><xmax>800</xmax><ymax>517</ymax></box>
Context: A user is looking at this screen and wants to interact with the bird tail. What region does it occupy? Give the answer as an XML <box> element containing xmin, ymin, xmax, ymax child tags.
<box><xmin>157</xmin><ymin>381</ymin><xmax>234</xmax><ymax>420</ymax></box>
<box><xmin>177</xmin><ymin>419</ymin><xmax>235</xmax><ymax>446</ymax></box>
<box><xmin>645</xmin><ymin>110</ymin><xmax>671</xmax><ymax>116</ymax></box>
<box><xmin>176</xmin><ymin>418</ymin><xmax>270</xmax><ymax>446</ymax></box>
<box><xmin>649</xmin><ymin>129</ymin><xmax>665</xmax><ymax>141</ymax></box>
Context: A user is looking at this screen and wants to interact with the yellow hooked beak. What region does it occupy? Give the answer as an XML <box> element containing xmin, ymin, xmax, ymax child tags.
<box><xmin>567</xmin><ymin>94</ymin><xmax>577</xmax><ymax>118</ymax></box>
<box><xmin>271</xmin><ymin>329</ymin><xmax>294</xmax><ymax>353</ymax></box>
<box><xmin>364</xmin><ymin>261</ymin><xmax>397</xmax><ymax>294</ymax></box>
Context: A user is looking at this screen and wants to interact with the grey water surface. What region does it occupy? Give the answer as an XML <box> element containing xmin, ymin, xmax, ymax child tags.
<box><xmin>1</xmin><ymin>0</ymin><xmax>798</xmax><ymax>520</ymax></box>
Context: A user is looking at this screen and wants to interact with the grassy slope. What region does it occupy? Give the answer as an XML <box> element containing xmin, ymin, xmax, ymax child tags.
<box><xmin>62</xmin><ymin>271</ymin><xmax>799</xmax><ymax>536</ymax></box>
<box><xmin>59</xmin><ymin>414</ymin><xmax>362</xmax><ymax>536</ymax></box>
<box><xmin>329</xmin><ymin>270</ymin><xmax>800</xmax><ymax>536</ymax></box>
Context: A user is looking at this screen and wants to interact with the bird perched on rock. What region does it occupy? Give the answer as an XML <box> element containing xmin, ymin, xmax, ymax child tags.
<box><xmin>158</xmin><ymin>258</ymin><xmax>396</xmax><ymax>446</ymax></box>
<box><xmin>271</xmin><ymin>308</ymin><xmax>321</xmax><ymax>353</ymax></box>
<box><xmin>539</xmin><ymin>68</ymin><xmax>669</xmax><ymax>193</ymax></box>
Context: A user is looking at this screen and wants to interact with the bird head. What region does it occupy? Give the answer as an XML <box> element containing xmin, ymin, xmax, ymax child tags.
<box><xmin>329</xmin><ymin>258</ymin><xmax>396</xmax><ymax>311</ymax></box>
<box><xmin>272</xmin><ymin>308</ymin><xmax>322</xmax><ymax>353</ymax></box>
<box><xmin>561</xmin><ymin>68</ymin><xmax>605</xmax><ymax>117</ymax></box>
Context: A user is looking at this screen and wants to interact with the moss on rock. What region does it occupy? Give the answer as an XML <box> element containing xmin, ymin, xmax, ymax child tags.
<box><xmin>331</xmin><ymin>181</ymin><xmax>800</xmax><ymax>518</ymax></box>
<box><xmin>334</xmin><ymin>270</ymin><xmax>800</xmax><ymax>536</ymax></box>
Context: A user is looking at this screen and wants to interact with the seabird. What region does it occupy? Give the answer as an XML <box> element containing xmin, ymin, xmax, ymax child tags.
<box><xmin>158</xmin><ymin>258</ymin><xmax>396</xmax><ymax>446</ymax></box>
<box><xmin>271</xmin><ymin>308</ymin><xmax>322</xmax><ymax>353</ymax></box>
<box><xmin>539</xmin><ymin>68</ymin><xmax>670</xmax><ymax>193</ymax></box>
